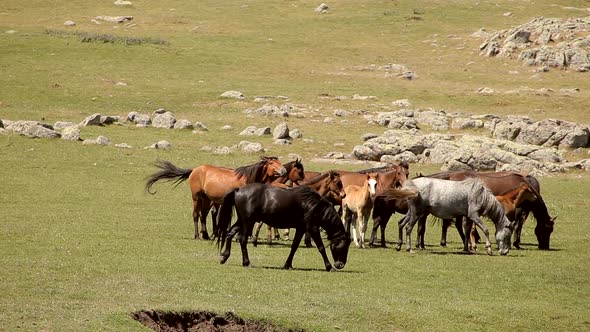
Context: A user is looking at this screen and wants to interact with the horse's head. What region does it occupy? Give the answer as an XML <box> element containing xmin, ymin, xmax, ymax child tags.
<box><xmin>391</xmin><ymin>164</ymin><xmax>409</xmax><ymax>189</ymax></box>
<box><xmin>535</xmin><ymin>216</ymin><xmax>556</xmax><ymax>250</ymax></box>
<box><xmin>367</xmin><ymin>173</ymin><xmax>379</xmax><ymax>198</ymax></box>
<box><xmin>330</xmin><ymin>232</ymin><xmax>352</xmax><ymax>270</ymax></box>
<box><xmin>262</xmin><ymin>156</ymin><xmax>287</xmax><ymax>179</ymax></box>
<box><xmin>287</xmin><ymin>159</ymin><xmax>305</xmax><ymax>185</ymax></box>
<box><xmin>328</xmin><ymin>170</ymin><xmax>346</xmax><ymax>199</ymax></box>
<box><xmin>496</xmin><ymin>216</ymin><xmax>514</xmax><ymax>255</ymax></box>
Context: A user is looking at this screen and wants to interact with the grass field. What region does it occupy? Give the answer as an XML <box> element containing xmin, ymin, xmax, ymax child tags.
<box><xmin>1</xmin><ymin>1</ymin><xmax>590</xmax><ymax>331</ymax></box>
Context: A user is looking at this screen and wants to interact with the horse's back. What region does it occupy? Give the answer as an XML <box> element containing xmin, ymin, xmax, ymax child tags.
<box><xmin>189</xmin><ymin>164</ymin><xmax>244</xmax><ymax>201</ymax></box>
<box><xmin>234</xmin><ymin>184</ymin><xmax>306</xmax><ymax>228</ymax></box>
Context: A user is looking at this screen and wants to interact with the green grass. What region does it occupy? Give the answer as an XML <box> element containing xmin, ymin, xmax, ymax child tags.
<box><xmin>1</xmin><ymin>0</ymin><xmax>590</xmax><ymax>331</ymax></box>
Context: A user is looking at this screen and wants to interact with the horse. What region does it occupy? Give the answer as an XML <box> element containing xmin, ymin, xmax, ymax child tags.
<box><xmin>341</xmin><ymin>173</ymin><xmax>379</xmax><ymax>248</ymax></box>
<box><xmin>384</xmin><ymin>177</ymin><xmax>515</xmax><ymax>255</ymax></box>
<box><xmin>216</xmin><ymin>183</ymin><xmax>352</xmax><ymax>271</ymax></box>
<box><xmin>145</xmin><ymin>156</ymin><xmax>287</xmax><ymax>240</ymax></box>
<box><xmin>419</xmin><ymin>180</ymin><xmax>540</xmax><ymax>251</ymax></box>
<box><xmin>423</xmin><ymin>171</ymin><xmax>555</xmax><ymax>250</ymax></box>
<box><xmin>251</xmin><ymin>170</ymin><xmax>346</xmax><ymax>247</ymax></box>
<box><xmin>250</xmin><ymin>159</ymin><xmax>306</xmax><ymax>244</ymax></box>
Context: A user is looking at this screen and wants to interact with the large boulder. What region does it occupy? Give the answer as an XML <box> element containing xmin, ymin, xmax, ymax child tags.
<box><xmin>6</xmin><ymin>121</ymin><xmax>60</xmax><ymax>139</ymax></box>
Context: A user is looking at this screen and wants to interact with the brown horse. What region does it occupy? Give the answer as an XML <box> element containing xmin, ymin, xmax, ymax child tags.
<box><xmin>342</xmin><ymin>173</ymin><xmax>379</xmax><ymax>248</ymax></box>
<box><xmin>418</xmin><ymin>171</ymin><xmax>555</xmax><ymax>250</ymax></box>
<box><xmin>461</xmin><ymin>181</ymin><xmax>540</xmax><ymax>251</ymax></box>
<box><xmin>253</xmin><ymin>170</ymin><xmax>347</xmax><ymax>246</ymax></box>
<box><xmin>145</xmin><ymin>156</ymin><xmax>287</xmax><ymax>240</ymax></box>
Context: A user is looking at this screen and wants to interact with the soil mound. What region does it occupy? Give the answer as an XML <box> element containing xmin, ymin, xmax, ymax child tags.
<box><xmin>132</xmin><ymin>310</ymin><xmax>306</xmax><ymax>332</ymax></box>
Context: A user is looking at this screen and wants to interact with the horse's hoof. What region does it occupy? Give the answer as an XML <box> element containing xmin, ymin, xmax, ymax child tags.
<box><xmin>395</xmin><ymin>246</ymin><xmax>401</xmax><ymax>251</ymax></box>
<box><xmin>283</xmin><ymin>265</ymin><xmax>294</xmax><ymax>270</ymax></box>
<box><xmin>202</xmin><ymin>233</ymin><xmax>210</xmax><ymax>240</ymax></box>
<box><xmin>220</xmin><ymin>255</ymin><xmax>228</xmax><ymax>264</ymax></box>
<box><xmin>486</xmin><ymin>248</ymin><xmax>493</xmax><ymax>256</ymax></box>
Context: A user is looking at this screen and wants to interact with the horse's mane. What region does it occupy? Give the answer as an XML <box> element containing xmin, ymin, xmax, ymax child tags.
<box><xmin>234</xmin><ymin>156</ymin><xmax>279</xmax><ymax>183</ymax></box>
<box><xmin>460</xmin><ymin>178</ymin><xmax>507</xmax><ymax>226</ymax></box>
<box><xmin>300</xmin><ymin>170</ymin><xmax>339</xmax><ymax>186</ymax></box>
<box><xmin>357</xmin><ymin>162</ymin><xmax>407</xmax><ymax>174</ymax></box>
<box><xmin>293</xmin><ymin>187</ymin><xmax>345</xmax><ymax>240</ymax></box>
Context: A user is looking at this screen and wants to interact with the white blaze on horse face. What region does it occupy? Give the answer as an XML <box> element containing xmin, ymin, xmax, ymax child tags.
<box><xmin>368</xmin><ymin>177</ymin><xmax>377</xmax><ymax>197</ymax></box>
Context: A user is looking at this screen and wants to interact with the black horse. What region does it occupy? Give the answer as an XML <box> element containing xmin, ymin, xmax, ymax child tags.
<box><xmin>216</xmin><ymin>183</ymin><xmax>351</xmax><ymax>271</ymax></box>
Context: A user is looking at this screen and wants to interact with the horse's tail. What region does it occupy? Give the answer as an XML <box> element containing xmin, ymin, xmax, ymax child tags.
<box><xmin>379</xmin><ymin>188</ymin><xmax>418</xmax><ymax>201</ymax></box>
<box><xmin>145</xmin><ymin>160</ymin><xmax>193</xmax><ymax>194</ymax></box>
<box><xmin>216</xmin><ymin>188</ymin><xmax>237</xmax><ymax>250</ymax></box>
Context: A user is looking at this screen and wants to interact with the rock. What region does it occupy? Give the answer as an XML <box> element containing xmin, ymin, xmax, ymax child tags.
<box><xmin>273</xmin><ymin>122</ymin><xmax>290</xmax><ymax>139</ymax></box>
<box><xmin>145</xmin><ymin>140</ymin><xmax>171</xmax><ymax>150</ymax></box>
<box><xmin>173</xmin><ymin>119</ymin><xmax>193</xmax><ymax>130</ymax></box>
<box><xmin>115</xmin><ymin>143</ymin><xmax>132</xmax><ymax>148</ymax></box>
<box><xmin>64</xmin><ymin>20</ymin><xmax>76</xmax><ymax>27</ymax></box>
<box><xmin>289</xmin><ymin>128</ymin><xmax>303</xmax><ymax>139</ymax></box>
<box><xmin>220</xmin><ymin>90</ymin><xmax>244</xmax><ymax>99</ymax></box>
<box><xmin>238</xmin><ymin>141</ymin><xmax>265</xmax><ymax>153</ymax></box>
<box><xmin>221</xmin><ymin>125</ymin><xmax>233</xmax><ymax>131</ymax></box>
<box><xmin>7</xmin><ymin>121</ymin><xmax>60</xmax><ymax>139</ymax></box>
<box><xmin>53</xmin><ymin>121</ymin><xmax>78</xmax><ymax>131</ymax></box>
<box><xmin>94</xmin><ymin>15</ymin><xmax>133</xmax><ymax>23</ymax></box>
<box><xmin>194</xmin><ymin>122</ymin><xmax>208</xmax><ymax>131</ymax></box>
<box><xmin>315</xmin><ymin>3</ymin><xmax>329</xmax><ymax>13</ymax></box>
<box><xmin>152</xmin><ymin>112</ymin><xmax>176</xmax><ymax>129</ymax></box>
<box><xmin>392</xmin><ymin>99</ymin><xmax>411</xmax><ymax>108</ymax></box>
<box><xmin>80</xmin><ymin>113</ymin><xmax>102</xmax><ymax>126</ymax></box>
<box><xmin>114</xmin><ymin>0</ymin><xmax>133</xmax><ymax>6</ymax></box>
<box><xmin>83</xmin><ymin>135</ymin><xmax>110</xmax><ymax>146</ymax></box>
<box><xmin>451</xmin><ymin>118</ymin><xmax>484</xmax><ymax>130</ymax></box>
<box><xmin>100</xmin><ymin>115</ymin><xmax>119</xmax><ymax>125</ymax></box>
<box><xmin>61</xmin><ymin>126</ymin><xmax>81</xmax><ymax>141</ymax></box>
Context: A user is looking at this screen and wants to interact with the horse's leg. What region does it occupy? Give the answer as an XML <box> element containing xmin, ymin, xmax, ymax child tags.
<box><xmin>396</xmin><ymin>214</ymin><xmax>410</xmax><ymax>251</ymax></box>
<box><xmin>252</xmin><ymin>222</ymin><xmax>263</xmax><ymax>247</ymax></box>
<box><xmin>199</xmin><ymin>198</ymin><xmax>212</xmax><ymax>240</ymax></box>
<box><xmin>455</xmin><ymin>216</ymin><xmax>466</xmax><ymax>245</ymax></box>
<box><xmin>210</xmin><ymin>203</ymin><xmax>219</xmax><ymax>236</ymax></box>
<box><xmin>416</xmin><ymin>215</ymin><xmax>427</xmax><ymax>250</ymax></box>
<box><xmin>513</xmin><ymin>208</ymin><xmax>528</xmax><ymax>249</ymax></box>
<box><xmin>358</xmin><ymin>210</ymin><xmax>367</xmax><ymax>249</ymax></box>
<box><xmin>193</xmin><ymin>195</ymin><xmax>202</xmax><ymax>240</ymax></box>
<box><xmin>405</xmin><ymin>214</ymin><xmax>420</xmax><ymax>253</ymax></box>
<box><xmin>283</xmin><ymin>228</ymin><xmax>304</xmax><ymax>270</ymax></box>
<box><xmin>469</xmin><ymin>215</ymin><xmax>492</xmax><ymax>255</ymax></box>
<box><xmin>351</xmin><ymin>212</ymin><xmax>360</xmax><ymax>248</ymax></box>
<box><xmin>309</xmin><ymin>228</ymin><xmax>334</xmax><ymax>272</ymax></box>
<box><xmin>239</xmin><ymin>225</ymin><xmax>251</xmax><ymax>267</ymax></box>
<box><xmin>266</xmin><ymin>225</ymin><xmax>273</xmax><ymax>245</ymax></box>
<box><xmin>440</xmin><ymin>219</ymin><xmax>452</xmax><ymax>247</ymax></box>
<box><xmin>462</xmin><ymin>218</ymin><xmax>473</xmax><ymax>253</ymax></box>
<box><xmin>220</xmin><ymin>222</ymin><xmax>241</xmax><ymax>264</ymax></box>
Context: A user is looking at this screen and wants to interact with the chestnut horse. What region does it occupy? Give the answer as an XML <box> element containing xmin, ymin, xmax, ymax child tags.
<box><xmin>423</xmin><ymin>171</ymin><xmax>555</xmax><ymax>250</ymax></box>
<box><xmin>145</xmin><ymin>156</ymin><xmax>286</xmax><ymax>240</ymax></box>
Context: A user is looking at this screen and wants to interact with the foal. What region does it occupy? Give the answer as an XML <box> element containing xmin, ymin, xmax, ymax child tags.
<box><xmin>341</xmin><ymin>173</ymin><xmax>379</xmax><ymax>248</ymax></box>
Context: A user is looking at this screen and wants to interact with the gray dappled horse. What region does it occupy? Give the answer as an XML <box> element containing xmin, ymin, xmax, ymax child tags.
<box><xmin>384</xmin><ymin>177</ymin><xmax>515</xmax><ymax>255</ymax></box>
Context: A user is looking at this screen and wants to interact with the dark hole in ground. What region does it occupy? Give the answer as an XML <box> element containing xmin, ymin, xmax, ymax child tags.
<box><xmin>132</xmin><ymin>310</ymin><xmax>307</xmax><ymax>332</ymax></box>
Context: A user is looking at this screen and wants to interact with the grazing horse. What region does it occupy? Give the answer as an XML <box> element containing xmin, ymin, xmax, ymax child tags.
<box><xmin>341</xmin><ymin>173</ymin><xmax>379</xmax><ymax>248</ymax></box>
<box><xmin>424</xmin><ymin>171</ymin><xmax>555</xmax><ymax>250</ymax></box>
<box><xmin>216</xmin><ymin>184</ymin><xmax>352</xmax><ymax>271</ymax></box>
<box><xmin>385</xmin><ymin>177</ymin><xmax>515</xmax><ymax>255</ymax></box>
<box><xmin>145</xmin><ymin>157</ymin><xmax>287</xmax><ymax>239</ymax></box>
<box><xmin>251</xmin><ymin>170</ymin><xmax>346</xmax><ymax>246</ymax></box>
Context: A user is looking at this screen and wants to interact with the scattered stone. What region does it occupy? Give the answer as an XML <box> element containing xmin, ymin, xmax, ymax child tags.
<box><xmin>174</xmin><ymin>119</ymin><xmax>193</xmax><ymax>130</ymax></box>
<box><xmin>94</xmin><ymin>16</ymin><xmax>133</xmax><ymax>23</ymax></box>
<box><xmin>64</xmin><ymin>20</ymin><xmax>76</xmax><ymax>27</ymax></box>
<box><xmin>392</xmin><ymin>99</ymin><xmax>411</xmax><ymax>108</ymax></box>
<box><xmin>115</xmin><ymin>81</ymin><xmax>127</xmax><ymax>86</ymax></box>
<box><xmin>289</xmin><ymin>128</ymin><xmax>303</xmax><ymax>139</ymax></box>
<box><xmin>6</xmin><ymin>121</ymin><xmax>60</xmax><ymax>139</ymax></box>
<box><xmin>273</xmin><ymin>122</ymin><xmax>290</xmax><ymax>139</ymax></box>
<box><xmin>274</xmin><ymin>139</ymin><xmax>292</xmax><ymax>145</ymax></box>
<box><xmin>61</xmin><ymin>126</ymin><xmax>81</xmax><ymax>141</ymax></box>
<box><xmin>315</xmin><ymin>3</ymin><xmax>329</xmax><ymax>13</ymax></box>
<box><xmin>323</xmin><ymin>117</ymin><xmax>334</xmax><ymax>123</ymax></box>
<box><xmin>80</xmin><ymin>113</ymin><xmax>102</xmax><ymax>126</ymax></box>
<box><xmin>220</xmin><ymin>90</ymin><xmax>245</xmax><ymax>99</ymax></box>
<box><xmin>333</xmin><ymin>109</ymin><xmax>349</xmax><ymax>117</ymax></box>
<box><xmin>362</xmin><ymin>133</ymin><xmax>379</xmax><ymax>141</ymax></box>
<box><xmin>114</xmin><ymin>0</ymin><xmax>133</xmax><ymax>6</ymax></box>
<box><xmin>53</xmin><ymin>121</ymin><xmax>78</xmax><ymax>131</ymax></box>
<box><xmin>100</xmin><ymin>115</ymin><xmax>119</xmax><ymax>125</ymax></box>
<box><xmin>238</xmin><ymin>141</ymin><xmax>265</xmax><ymax>153</ymax></box>
<box><xmin>145</xmin><ymin>140</ymin><xmax>171</xmax><ymax>150</ymax></box>
<box><xmin>115</xmin><ymin>143</ymin><xmax>132</xmax><ymax>148</ymax></box>
<box><xmin>83</xmin><ymin>135</ymin><xmax>110</xmax><ymax>146</ymax></box>
<box><xmin>221</xmin><ymin>125</ymin><xmax>233</xmax><ymax>131</ymax></box>
<box><xmin>194</xmin><ymin>122</ymin><xmax>208</xmax><ymax>132</ymax></box>
<box><xmin>152</xmin><ymin>112</ymin><xmax>176</xmax><ymax>129</ymax></box>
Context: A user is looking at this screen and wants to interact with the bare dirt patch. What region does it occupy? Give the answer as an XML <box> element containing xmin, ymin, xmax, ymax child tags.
<box><xmin>132</xmin><ymin>310</ymin><xmax>306</xmax><ymax>332</ymax></box>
